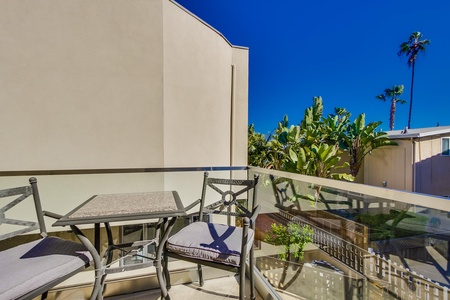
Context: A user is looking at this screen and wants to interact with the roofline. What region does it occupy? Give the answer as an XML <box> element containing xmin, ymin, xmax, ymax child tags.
<box><xmin>387</xmin><ymin>126</ymin><xmax>450</xmax><ymax>139</ymax></box>
<box><xmin>170</xmin><ymin>0</ymin><xmax>249</xmax><ymax>51</ymax></box>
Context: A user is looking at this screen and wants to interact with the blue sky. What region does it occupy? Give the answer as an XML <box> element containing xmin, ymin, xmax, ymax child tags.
<box><xmin>176</xmin><ymin>0</ymin><xmax>450</xmax><ymax>135</ymax></box>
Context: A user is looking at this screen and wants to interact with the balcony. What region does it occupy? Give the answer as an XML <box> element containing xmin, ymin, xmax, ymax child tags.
<box><xmin>1</xmin><ymin>167</ymin><xmax>449</xmax><ymax>300</ymax></box>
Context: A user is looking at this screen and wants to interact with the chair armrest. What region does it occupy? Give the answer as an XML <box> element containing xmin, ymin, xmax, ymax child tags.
<box><xmin>43</xmin><ymin>210</ymin><xmax>63</xmax><ymax>220</ymax></box>
<box><xmin>184</xmin><ymin>199</ymin><xmax>201</xmax><ymax>212</ymax></box>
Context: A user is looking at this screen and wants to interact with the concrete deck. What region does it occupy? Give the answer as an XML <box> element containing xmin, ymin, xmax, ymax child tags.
<box><xmin>105</xmin><ymin>275</ymin><xmax>265</xmax><ymax>300</ymax></box>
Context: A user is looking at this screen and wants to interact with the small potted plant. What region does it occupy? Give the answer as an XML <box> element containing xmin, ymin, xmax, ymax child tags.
<box><xmin>262</xmin><ymin>222</ymin><xmax>314</xmax><ymax>289</ymax></box>
<box><xmin>264</xmin><ymin>222</ymin><xmax>313</xmax><ymax>261</ymax></box>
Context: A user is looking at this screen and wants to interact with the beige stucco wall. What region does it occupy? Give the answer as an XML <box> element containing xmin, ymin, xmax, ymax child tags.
<box><xmin>231</xmin><ymin>48</ymin><xmax>250</xmax><ymax>166</ymax></box>
<box><xmin>364</xmin><ymin>135</ymin><xmax>450</xmax><ymax>196</ymax></box>
<box><xmin>414</xmin><ymin>135</ymin><xmax>450</xmax><ymax>196</ymax></box>
<box><xmin>364</xmin><ymin>141</ymin><xmax>413</xmax><ymax>191</ymax></box>
<box><xmin>0</xmin><ymin>0</ymin><xmax>165</xmax><ymax>171</ymax></box>
<box><xmin>0</xmin><ymin>0</ymin><xmax>249</xmax><ymax>172</ymax></box>
<box><xmin>164</xmin><ymin>1</ymin><xmax>248</xmax><ymax>167</ymax></box>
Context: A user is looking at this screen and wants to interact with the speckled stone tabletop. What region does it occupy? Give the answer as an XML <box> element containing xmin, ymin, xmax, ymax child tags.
<box><xmin>69</xmin><ymin>191</ymin><xmax>178</xmax><ymax>219</ymax></box>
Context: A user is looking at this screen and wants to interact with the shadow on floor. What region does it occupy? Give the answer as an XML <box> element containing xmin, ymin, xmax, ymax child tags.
<box><xmin>105</xmin><ymin>275</ymin><xmax>263</xmax><ymax>300</ymax></box>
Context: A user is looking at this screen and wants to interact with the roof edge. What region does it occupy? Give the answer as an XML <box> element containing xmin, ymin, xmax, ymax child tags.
<box><xmin>387</xmin><ymin>126</ymin><xmax>450</xmax><ymax>139</ymax></box>
<box><xmin>169</xmin><ymin>0</ymin><xmax>248</xmax><ymax>50</ymax></box>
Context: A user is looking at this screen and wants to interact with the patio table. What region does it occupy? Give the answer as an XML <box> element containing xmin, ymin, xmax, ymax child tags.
<box><xmin>53</xmin><ymin>191</ymin><xmax>186</xmax><ymax>300</ymax></box>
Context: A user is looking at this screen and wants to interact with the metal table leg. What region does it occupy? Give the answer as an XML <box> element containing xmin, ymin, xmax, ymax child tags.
<box><xmin>156</xmin><ymin>217</ymin><xmax>178</xmax><ymax>299</ymax></box>
<box><xmin>94</xmin><ymin>223</ymin><xmax>101</xmax><ymax>253</ymax></box>
<box><xmin>70</xmin><ymin>225</ymin><xmax>105</xmax><ymax>300</ymax></box>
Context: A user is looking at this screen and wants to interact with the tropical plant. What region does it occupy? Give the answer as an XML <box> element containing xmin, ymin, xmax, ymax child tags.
<box><xmin>248</xmin><ymin>98</ymin><xmax>396</xmax><ymax>179</ymax></box>
<box><xmin>321</xmin><ymin>107</ymin><xmax>351</xmax><ymax>145</ymax></box>
<box><xmin>248</xmin><ymin>124</ymin><xmax>269</xmax><ymax>167</ymax></box>
<box><xmin>285</xmin><ymin>143</ymin><xmax>352</xmax><ymax>181</ymax></box>
<box><xmin>376</xmin><ymin>85</ymin><xmax>406</xmax><ymax>130</ymax></box>
<box><xmin>300</xmin><ymin>98</ymin><xmax>351</xmax><ymax>149</ymax></box>
<box><xmin>398</xmin><ymin>32</ymin><xmax>430</xmax><ymax>129</ymax></box>
<box><xmin>285</xmin><ymin>142</ymin><xmax>353</xmax><ymax>204</ymax></box>
<box><xmin>300</xmin><ymin>96</ymin><xmax>324</xmax><ymax>135</ymax></box>
<box><xmin>278</xmin><ymin>98</ymin><xmax>353</xmax><ymax>181</ymax></box>
<box><xmin>340</xmin><ymin>113</ymin><xmax>397</xmax><ymax>177</ymax></box>
<box><xmin>266</xmin><ymin>116</ymin><xmax>300</xmax><ymax>170</ymax></box>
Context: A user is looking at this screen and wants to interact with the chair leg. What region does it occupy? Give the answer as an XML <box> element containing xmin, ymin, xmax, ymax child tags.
<box><xmin>164</xmin><ymin>250</ymin><xmax>171</xmax><ymax>289</ymax></box>
<box><xmin>197</xmin><ymin>264</ymin><xmax>204</xmax><ymax>286</ymax></box>
<box><xmin>239</xmin><ymin>263</ymin><xmax>246</xmax><ymax>300</ymax></box>
<box><xmin>250</xmin><ymin>246</ymin><xmax>256</xmax><ymax>300</ymax></box>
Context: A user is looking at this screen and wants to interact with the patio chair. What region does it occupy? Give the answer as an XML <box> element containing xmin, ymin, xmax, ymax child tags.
<box><xmin>0</xmin><ymin>178</ymin><xmax>92</xmax><ymax>300</ymax></box>
<box><xmin>165</xmin><ymin>172</ymin><xmax>260</xmax><ymax>300</ymax></box>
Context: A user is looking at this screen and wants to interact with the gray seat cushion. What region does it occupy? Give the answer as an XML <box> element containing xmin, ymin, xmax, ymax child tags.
<box><xmin>0</xmin><ymin>236</ymin><xmax>91</xmax><ymax>299</ymax></box>
<box><xmin>166</xmin><ymin>221</ymin><xmax>254</xmax><ymax>267</ymax></box>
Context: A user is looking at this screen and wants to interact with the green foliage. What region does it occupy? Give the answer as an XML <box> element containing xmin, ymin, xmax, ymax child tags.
<box><xmin>274</xmin><ymin>97</ymin><xmax>354</xmax><ymax>182</ymax></box>
<box><xmin>398</xmin><ymin>32</ymin><xmax>430</xmax><ymax>67</ymax></box>
<box><xmin>248</xmin><ymin>97</ymin><xmax>394</xmax><ymax>179</ymax></box>
<box><xmin>264</xmin><ymin>223</ymin><xmax>314</xmax><ymax>261</ymax></box>
<box><xmin>285</xmin><ymin>143</ymin><xmax>351</xmax><ymax>180</ymax></box>
<box><xmin>301</xmin><ymin>96</ymin><xmax>323</xmax><ymax>130</ymax></box>
<box><xmin>248</xmin><ymin>124</ymin><xmax>270</xmax><ymax>168</ymax></box>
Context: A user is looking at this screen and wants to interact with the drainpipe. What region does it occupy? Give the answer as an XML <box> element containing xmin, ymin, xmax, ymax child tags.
<box><xmin>230</xmin><ymin>64</ymin><xmax>236</xmax><ymax>171</ymax></box>
<box><xmin>229</xmin><ymin>64</ymin><xmax>236</xmax><ymax>226</ymax></box>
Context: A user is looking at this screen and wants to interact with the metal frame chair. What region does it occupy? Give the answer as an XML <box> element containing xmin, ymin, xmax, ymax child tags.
<box><xmin>165</xmin><ymin>172</ymin><xmax>260</xmax><ymax>300</ymax></box>
<box><xmin>0</xmin><ymin>178</ymin><xmax>92</xmax><ymax>300</ymax></box>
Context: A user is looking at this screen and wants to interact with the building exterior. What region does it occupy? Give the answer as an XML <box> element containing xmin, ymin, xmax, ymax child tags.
<box><xmin>0</xmin><ymin>0</ymin><xmax>248</xmax><ymax>174</ymax></box>
<box><xmin>364</xmin><ymin>126</ymin><xmax>450</xmax><ymax>196</ymax></box>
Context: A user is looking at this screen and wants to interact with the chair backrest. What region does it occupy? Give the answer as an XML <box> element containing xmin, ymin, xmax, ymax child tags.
<box><xmin>0</xmin><ymin>177</ymin><xmax>47</xmax><ymax>241</ymax></box>
<box><xmin>198</xmin><ymin>172</ymin><xmax>259</xmax><ymax>225</ymax></box>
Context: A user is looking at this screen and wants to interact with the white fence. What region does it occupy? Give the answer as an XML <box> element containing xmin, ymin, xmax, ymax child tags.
<box><xmin>289</xmin><ymin>212</ymin><xmax>450</xmax><ymax>300</ymax></box>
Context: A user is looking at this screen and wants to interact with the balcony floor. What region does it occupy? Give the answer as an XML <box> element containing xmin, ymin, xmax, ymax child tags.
<box><xmin>105</xmin><ymin>275</ymin><xmax>265</xmax><ymax>300</ymax></box>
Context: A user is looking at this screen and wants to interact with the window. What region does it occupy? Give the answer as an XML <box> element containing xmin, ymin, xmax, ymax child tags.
<box><xmin>442</xmin><ymin>138</ymin><xmax>450</xmax><ymax>156</ymax></box>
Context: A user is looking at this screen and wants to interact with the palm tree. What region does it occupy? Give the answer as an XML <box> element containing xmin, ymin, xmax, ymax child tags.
<box><xmin>398</xmin><ymin>32</ymin><xmax>430</xmax><ymax>129</ymax></box>
<box><xmin>376</xmin><ymin>85</ymin><xmax>406</xmax><ymax>130</ymax></box>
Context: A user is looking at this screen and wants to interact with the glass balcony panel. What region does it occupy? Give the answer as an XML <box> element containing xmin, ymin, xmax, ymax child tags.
<box><xmin>249</xmin><ymin>167</ymin><xmax>450</xmax><ymax>300</ymax></box>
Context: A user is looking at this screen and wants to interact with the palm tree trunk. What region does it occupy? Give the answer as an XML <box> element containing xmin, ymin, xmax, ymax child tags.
<box><xmin>407</xmin><ymin>61</ymin><xmax>415</xmax><ymax>129</ymax></box>
<box><xmin>390</xmin><ymin>100</ymin><xmax>396</xmax><ymax>130</ymax></box>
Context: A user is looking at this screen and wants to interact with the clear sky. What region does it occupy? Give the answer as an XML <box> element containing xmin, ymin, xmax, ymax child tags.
<box><xmin>176</xmin><ymin>0</ymin><xmax>450</xmax><ymax>135</ymax></box>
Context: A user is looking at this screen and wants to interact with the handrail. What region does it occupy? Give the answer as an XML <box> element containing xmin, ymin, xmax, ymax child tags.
<box><xmin>249</xmin><ymin>166</ymin><xmax>450</xmax><ymax>212</ymax></box>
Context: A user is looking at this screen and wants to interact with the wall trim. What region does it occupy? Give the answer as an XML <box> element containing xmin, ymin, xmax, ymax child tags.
<box><xmin>0</xmin><ymin>166</ymin><xmax>248</xmax><ymax>177</ymax></box>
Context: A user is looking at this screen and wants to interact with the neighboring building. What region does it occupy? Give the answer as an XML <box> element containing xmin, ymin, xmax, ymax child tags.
<box><xmin>364</xmin><ymin>126</ymin><xmax>450</xmax><ymax>197</ymax></box>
